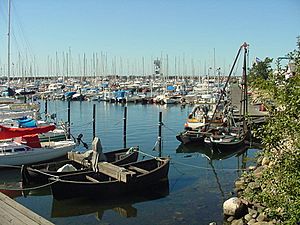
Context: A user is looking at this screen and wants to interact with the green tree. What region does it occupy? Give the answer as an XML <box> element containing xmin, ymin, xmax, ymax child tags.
<box><xmin>249</xmin><ymin>57</ymin><xmax>273</xmax><ymax>81</ymax></box>
<box><xmin>243</xmin><ymin>38</ymin><xmax>300</xmax><ymax>224</ymax></box>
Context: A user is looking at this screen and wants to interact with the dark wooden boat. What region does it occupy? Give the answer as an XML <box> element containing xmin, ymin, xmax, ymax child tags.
<box><xmin>204</xmin><ymin>133</ymin><xmax>246</xmax><ymax>151</ymax></box>
<box><xmin>175</xmin><ymin>126</ymin><xmax>223</xmax><ymax>145</ymax></box>
<box><xmin>49</xmin><ymin>157</ymin><xmax>170</xmax><ymax>200</ymax></box>
<box><xmin>176</xmin><ymin>130</ymin><xmax>207</xmax><ymax>144</ymax></box>
<box><xmin>21</xmin><ymin>147</ymin><xmax>139</xmax><ymax>184</ymax></box>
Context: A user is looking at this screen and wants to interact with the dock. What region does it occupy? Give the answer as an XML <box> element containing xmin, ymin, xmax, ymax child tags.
<box><xmin>0</xmin><ymin>192</ymin><xmax>54</xmax><ymax>225</ymax></box>
<box><xmin>230</xmin><ymin>84</ymin><xmax>268</xmax><ymax>123</ymax></box>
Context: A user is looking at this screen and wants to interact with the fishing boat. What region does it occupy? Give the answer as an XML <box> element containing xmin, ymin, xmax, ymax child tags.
<box><xmin>21</xmin><ymin>146</ymin><xmax>139</xmax><ymax>184</ymax></box>
<box><xmin>184</xmin><ymin>104</ymin><xmax>223</xmax><ymax>130</ymax></box>
<box><xmin>49</xmin><ymin>157</ymin><xmax>170</xmax><ymax>200</ymax></box>
<box><xmin>0</xmin><ymin>125</ymin><xmax>76</xmax><ymax>166</ymax></box>
<box><xmin>203</xmin><ymin>43</ymin><xmax>250</xmax><ymax>151</ymax></box>
<box><xmin>204</xmin><ymin>132</ymin><xmax>246</xmax><ymax>151</ymax></box>
<box><xmin>176</xmin><ymin>129</ymin><xmax>213</xmax><ymax>145</ymax></box>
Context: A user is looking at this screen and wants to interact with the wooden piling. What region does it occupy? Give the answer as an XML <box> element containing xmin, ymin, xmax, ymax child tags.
<box><xmin>158</xmin><ymin>111</ymin><xmax>162</xmax><ymax>157</ymax></box>
<box><xmin>67</xmin><ymin>100</ymin><xmax>71</xmax><ymax>139</ymax></box>
<box><xmin>45</xmin><ymin>99</ymin><xmax>48</xmax><ymax>115</ymax></box>
<box><xmin>123</xmin><ymin>106</ymin><xmax>127</xmax><ymax>148</ymax></box>
<box><xmin>93</xmin><ymin>104</ymin><xmax>96</xmax><ymax>140</ymax></box>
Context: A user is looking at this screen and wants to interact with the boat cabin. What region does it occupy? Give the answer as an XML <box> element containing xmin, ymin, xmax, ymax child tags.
<box><xmin>0</xmin><ymin>141</ymin><xmax>32</xmax><ymax>155</ymax></box>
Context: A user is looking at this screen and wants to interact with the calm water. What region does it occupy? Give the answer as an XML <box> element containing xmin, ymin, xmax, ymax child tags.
<box><xmin>0</xmin><ymin>101</ymin><xmax>258</xmax><ymax>225</ymax></box>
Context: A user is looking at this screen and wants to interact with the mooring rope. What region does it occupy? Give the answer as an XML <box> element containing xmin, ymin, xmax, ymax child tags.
<box><xmin>171</xmin><ymin>159</ymin><xmax>248</xmax><ymax>172</ymax></box>
<box><xmin>133</xmin><ymin>149</ymin><xmax>157</xmax><ymax>159</ymax></box>
<box><xmin>132</xmin><ymin>149</ymin><xmax>166</xmax><ymax>162</ymax></box>
<box><xmin>71</xmin><ymin>120</ymin><xmax>93</xmax><ymax>128</ymax></box>
<box><xmin>162</xmin><ymin>122</ymin><xmax>179</xmax><ymax>135</ymax></box>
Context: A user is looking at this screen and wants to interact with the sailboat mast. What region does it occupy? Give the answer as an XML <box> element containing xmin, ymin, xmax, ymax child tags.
<box><xmin>7</xmin><ymin>0</ymin><xmax>12</xmax><ymax>86</ymax></box>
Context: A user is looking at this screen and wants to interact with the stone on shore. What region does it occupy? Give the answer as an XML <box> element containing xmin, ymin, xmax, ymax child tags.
<box><xmin>223</xmin><ymin>197</ymin><xmax>247</xmax><ymax>218</ymax></box>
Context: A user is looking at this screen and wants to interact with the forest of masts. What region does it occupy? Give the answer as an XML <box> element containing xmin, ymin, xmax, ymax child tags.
<box><xmin>0</xmin><ymin>51</ymin><xmax>231</xmax><ymax>79</ymax></box>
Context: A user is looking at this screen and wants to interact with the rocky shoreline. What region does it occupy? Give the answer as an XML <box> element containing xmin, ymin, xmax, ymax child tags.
<box><xmin>221</xmin><ymin>155</ymin><xmax>282</xmax><ymax>225</ymax></box>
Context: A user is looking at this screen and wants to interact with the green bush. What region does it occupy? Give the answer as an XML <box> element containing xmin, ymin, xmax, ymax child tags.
<box><xmin>244</xmin><ymin>37</ymin><xmax>300</xmax><ymax>224</ymax></box>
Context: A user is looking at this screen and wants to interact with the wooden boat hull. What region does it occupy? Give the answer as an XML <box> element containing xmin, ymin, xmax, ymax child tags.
<box><xmin>50</xmin><ymin>157</ymin><xmax>170</xmax><ymax>200</ymax></box>
<box><xmin>206</xmin><ymin>136</ymin><xmax>246</xmax><ymax>151</ymax></box>
<box><xmin>176</xmin><ymin>131</ymin><xmax>205</xmax><ymax>144</ymax></box>
<box><xmin>22</xmin><ymin>148</ymin><xmax>139</xmax><ymax>184</ymax></box>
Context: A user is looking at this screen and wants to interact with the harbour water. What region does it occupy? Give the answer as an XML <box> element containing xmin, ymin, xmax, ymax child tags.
<box><xmin>0</xmin><ymin>101</ymin><xmax>258</xmax><ymax>225</ymax></box>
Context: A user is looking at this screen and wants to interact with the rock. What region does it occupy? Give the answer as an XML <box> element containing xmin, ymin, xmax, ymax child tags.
<box><xmin>209</xmin><ymin>222</ymin><xmax>217</xmax><ymax>225</ymax></box>
<box><xmin>235</xmin><ymin>180</ymin><xmax>246</xmax><ymax>190</ymax></box>
<box><xmin>244</xmin><ymin>213</ymin><xmax>252</xmax><ymax>221</ymax></box>
<box><xmin>248</xmin><ymin>219</ymin><xmax>256</xmax><ymax>225</ymax></box>
<box><xmin>256</xmin><ymin>213</ymin><xmax>267</xmax><ymax>222</ymax></box>
<box><xmin>248</xmin><ymin>165</ymin><xmax>256</xmax><ymax>170</ymax></box>
<box><xmin>223</xmin><ymin>197</ymin><xmax>248</xmax><ymax>218</ymax></box>
<box><xmin>232</xmin><ymin>219</ymin><xmax>244</xmax><ymax>225</ymax></box>
<box><xmin>252</xmin><ymin>222</ymin><xmax>269</xmax><ymax>225</ymax></box>
<box><xmin>253</xmin><ymin>166</ymin><xmax>264</xmax><ymax>178</ymax></box>
<box><xmin>227</xmin><ymin>216</ymin><xmax>235</xmax><ymax>222</ymax></box>
<box><xmin>261</xmin><ymin>157</ymin><xmax>270</xmax><ymax>166</ymax></box>
<box><xmin>248</xmin><ymin>182</ymin><xmax>260</xmax><ymax>190</ymax></box>
<box><xmin>240</xmin><ymin>199</ymin><xmax>250</xmax><ymax>206</ymax></box>
<box><xmin>248</xmin><ymin>208</ymin><xmax>257</xmax><ymax>216</ymax></box>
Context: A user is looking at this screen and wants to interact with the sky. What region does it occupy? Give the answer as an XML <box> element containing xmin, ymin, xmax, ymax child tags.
<box><xmin>0</xmin><ymin>0</ymin><xmax>299</xmax><ymax>77</ymax></box>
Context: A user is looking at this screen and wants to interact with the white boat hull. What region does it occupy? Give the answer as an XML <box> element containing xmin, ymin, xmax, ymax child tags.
<box><xmin>0</xmin><ymin>141</ymin><xmax>75</xmax><ymax>166</ymax></box>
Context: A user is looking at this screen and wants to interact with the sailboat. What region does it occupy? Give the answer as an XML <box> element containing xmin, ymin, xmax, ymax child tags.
<box><xmin>0</xmin><ymin>125</ymin><xmax>76</xmax><ymax>165</ymax></box>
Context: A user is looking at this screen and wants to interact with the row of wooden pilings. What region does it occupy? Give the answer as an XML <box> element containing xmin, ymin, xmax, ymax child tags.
<box><xmin>44</xmin><ymin>100</ymin><xmax>163</xmax><ymax>156</ymax></box>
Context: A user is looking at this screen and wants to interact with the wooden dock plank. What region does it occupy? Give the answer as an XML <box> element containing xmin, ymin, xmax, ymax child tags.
<box><xmin>0</xmin><ymin>192</ymin><xmax>54</xmax><ymax>225</ymax></box>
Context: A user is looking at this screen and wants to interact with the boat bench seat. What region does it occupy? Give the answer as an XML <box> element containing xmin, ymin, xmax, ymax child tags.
<box><xmin>128</xmin><ymin>166</ymin><xmax>148</xmax><ymax>174</ymax></box>
<box><xmin>97</xmin><ymin>162</ymin><xmax>136</xmax><ymax>183</ymax></box>
<box><xmin>85</xmin><ymin>175</ymin><xmax>100</xmax><ymax>183</ymax></box>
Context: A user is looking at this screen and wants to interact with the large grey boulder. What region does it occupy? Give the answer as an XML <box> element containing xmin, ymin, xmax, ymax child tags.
<box><xmin>223</xmin><ymin>197</ymin><xmax>248</xmax><ymax>218</ymax></box>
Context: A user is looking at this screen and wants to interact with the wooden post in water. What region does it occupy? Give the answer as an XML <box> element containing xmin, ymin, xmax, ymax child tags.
<box><xmin>45</xmin><ymin>99</ymin><xmax>48</xmax><ymax>115</ymax></box>
<box><xmin>67</xmin><ymin>101</ymin><xmax>71</xmax><ymax>139</ymax></box>
<box><xmin>123</xmin><ymin>106</ymin><xmax>127</xmax><ymax>148</ymax></box>
<box><xmin>93</xmin><ymin>104</ymin><xmax>96</xmax><ymax>140</ymax></box>
<box><xmin>158</xmin><ymin>111</ymin><xmax>162</xmax><ymax>157</ymax></box>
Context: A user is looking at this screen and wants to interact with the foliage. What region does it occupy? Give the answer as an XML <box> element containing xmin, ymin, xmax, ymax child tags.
<box><xmin>244</xmin><ymin>38</ymin><xmax>300</xmax><ymax>224</ymax></box>
<box><xmin>248</xmin><ymin>57</ymin><xmax>273</xmax><ymax>81</ymax></box>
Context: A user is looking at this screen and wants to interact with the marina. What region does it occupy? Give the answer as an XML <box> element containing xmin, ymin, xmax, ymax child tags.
<box><xmin>0</xmin><ymin>0</ymin><xmax>298</xmax><ymax>224</ymax></box>
<box><xmin>0</xmin><ymin>91</ymin><xmax>260</xmax><ymax>224</ymax></box>
<box><xmin>0</xmin><ymin>43</ymin><xmax>269</xmax><ymax>224</ymax></box>
<box><xmin>0</xmin><ymin>43</ymin><xmax>267</xmax><ymax>224</ymax></box>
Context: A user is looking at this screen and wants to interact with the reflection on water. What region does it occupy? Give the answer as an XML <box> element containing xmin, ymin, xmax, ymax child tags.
<box><xmin>0</xmin><ymin>168</ymin><xmax>53</xmax><ymax>199</ymax></box>
<box><xmin>176</xmin><ymin>143</ymin><xmax>248</xmax><ymax>161</ymax></box>
<box><xmin>51</xmin><ymin>179</ymin><xmax>169</xmax><ymax>219</ymax></box>
<box><xmin>176</xmin><ymin>143</ymin><xmax>249</xmax><ymax>203</ymax></box>
<box><xmin>0</xmin><ymin>168</ymin><xmax>23</xmax><ymax>198</ymax></box>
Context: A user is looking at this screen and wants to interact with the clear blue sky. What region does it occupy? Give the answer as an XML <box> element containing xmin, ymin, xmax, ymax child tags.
<box><xmin>0</xmin><ymin>0</ymin><xmax>299</xmax><ymax>76</ymax></box>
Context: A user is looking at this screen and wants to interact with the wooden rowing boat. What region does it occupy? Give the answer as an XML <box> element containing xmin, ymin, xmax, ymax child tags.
<box><xmin>49</xmin><ymin>157</ymin><xmax>170</xmax><ymax>200</ymax></box>
<box><xmin>21</xmin><ymin>147</ymin><xmax>139</xmax><ymax>184</ymax></box>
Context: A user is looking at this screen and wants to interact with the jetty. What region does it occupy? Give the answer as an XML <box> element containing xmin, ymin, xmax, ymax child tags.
<box><xmin>0</xmin><ymin>192</ymin><xmax>53</xmax><ymax>225</ymax></box>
